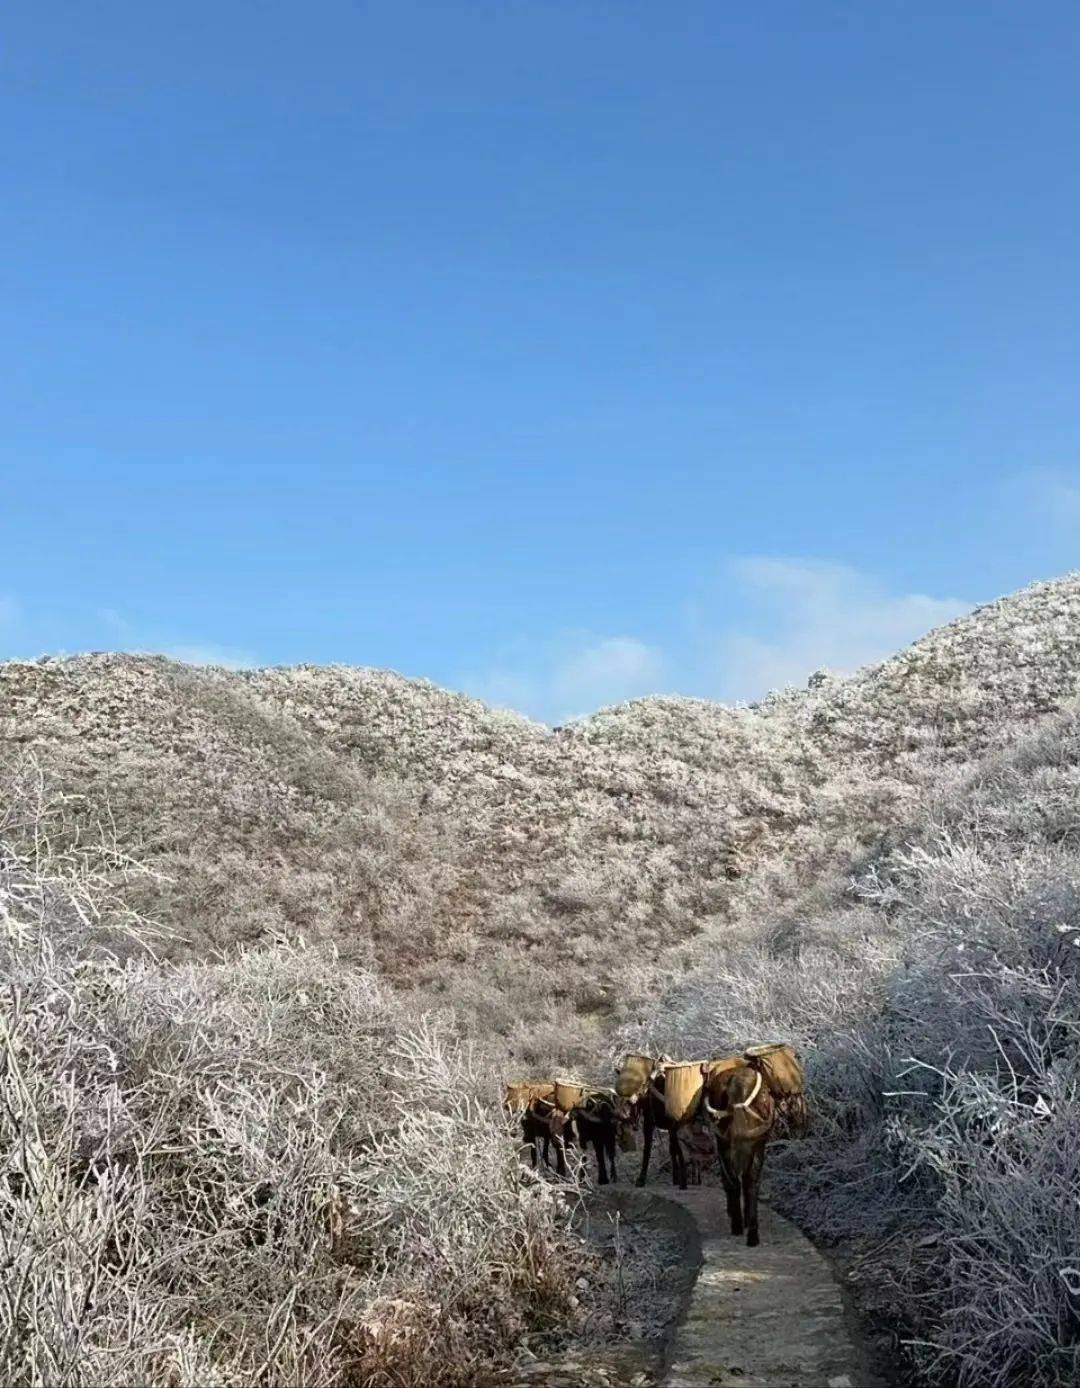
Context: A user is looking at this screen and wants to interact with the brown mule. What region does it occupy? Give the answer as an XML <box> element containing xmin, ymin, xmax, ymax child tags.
<box><xmin>702</xmin><ymin>1063</ymin><xmax>776</xmax><ymax>1247</ymax></box>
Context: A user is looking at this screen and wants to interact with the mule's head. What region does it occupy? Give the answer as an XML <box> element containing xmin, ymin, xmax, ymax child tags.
<box><xmin>700</xmin><ymin>1064</ymin><xmax>774</xmax><ymax>1133</ymax></box>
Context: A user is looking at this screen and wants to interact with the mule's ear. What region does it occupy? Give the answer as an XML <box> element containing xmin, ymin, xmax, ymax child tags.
<box><xmin>700</xmin><ymin>1063</ymin><xmax>709</xmax><ymax>1076</ymax></box>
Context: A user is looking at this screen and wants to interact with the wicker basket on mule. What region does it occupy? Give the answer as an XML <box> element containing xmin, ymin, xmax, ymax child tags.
<box><xmin>503</xmin><ymin>1080</ymin><xmax>556</xmax><ymax>1113</ymax></box>
<box><xmin>663</xmin><ymin>1061</ymin><xmax>706</xmax><ymax>1126</ymax></box>
<box><xmin>743</xmin><ymin>1043</ymin><xmax>808</xmax><ymax>1135</ymax></box>
<box><xmin>553</xmin><ymin>1079</ymin><xmax>587</xmax><ymax>1113</ymax></box>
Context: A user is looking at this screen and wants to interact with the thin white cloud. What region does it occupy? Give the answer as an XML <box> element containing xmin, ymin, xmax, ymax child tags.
<box><xmin>0</xmin><ymin>595</ymin><xmax>19</xmax><ymax>629</ymax></box>
<box><xmin>1046</xmin><ymin>480</ymin><xmax>1080</xmax><ymax>519</ymax></box>
<box><xmin>98</xmin><ymin>607</ymin><xmax>136</xmax><ymax>641</ymax></box>
<box><xmin>463</xmin><ymin>559</ymin><xmax>971</xmax><ymax>720</ymax></box>
<box><xmin>98</xmin><ymin>609</ymin><xmax>257</xmax><ymax>669</ymax></box>
<box><xmin>552</xmin><ymin>637</ymin><xmax>664</xmax><ymax>710</ymax></box>
<box><xmin>162</xmin><ymin>643</ymin><xmax>258</xmax><ymax>670</ymax></box>
<box><xmin>711</xmin><ymin>557</ymin><xmax>971</xmax><ymax>701</ymax></box>
<box><xmin>462</xmin><ymin>633</ymin><xmax>665</xmax><ymax>724</ymax></box>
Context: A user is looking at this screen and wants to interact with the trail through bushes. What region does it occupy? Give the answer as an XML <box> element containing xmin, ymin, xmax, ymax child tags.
<box><xmin>0</xmin><ymin>761</ymin><xmax>585</xmax><ymax>1387</ymax></box>
<box><xmin>629</xmin><ymin>706</ymin><xmax>1080</xmax><ymax>1387</ymax></box>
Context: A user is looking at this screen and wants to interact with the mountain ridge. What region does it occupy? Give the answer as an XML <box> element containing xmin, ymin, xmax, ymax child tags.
<box><xmin>3</xmin><ymin>571</ymin><xmax>1080</xmax><ymax>1063</ymax></box>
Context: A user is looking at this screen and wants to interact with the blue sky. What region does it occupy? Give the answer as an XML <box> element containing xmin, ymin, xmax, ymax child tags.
<box><xmin>2</xmin><ymin>2</ymin><xmax>1077</xmax><ymax>721</ymax></box>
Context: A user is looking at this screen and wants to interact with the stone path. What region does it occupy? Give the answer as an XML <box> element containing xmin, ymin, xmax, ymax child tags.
<box><xmin>505</xmin><ymin>1186</ymin><xmax>889</xmax><ymax>1388</ymax></box>
<box><xmin>659</xmin><ymin>1189</ymin><xmax>884</xmax><ymax>1388</ymax></box>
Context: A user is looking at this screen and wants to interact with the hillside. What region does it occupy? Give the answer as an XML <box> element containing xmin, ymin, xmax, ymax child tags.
<box><xmin>4</xmin><ymin>572</ymin><xmax>1080</xmax><ymax>1386</ymax></box>
<box><xmin>3</xmin><ymin>574</ymin><xmax>1080</xmax><ymax>1064</ymax></box>
<box><xmin>626</xmin><ymin>695</ymin><xmax>1080</xmax><ymax>1387</ymax></box>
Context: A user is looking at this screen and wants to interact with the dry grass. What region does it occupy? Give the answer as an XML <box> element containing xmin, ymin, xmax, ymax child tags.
<box><xmin>5</xmin><ymin>573</ymin><xmax>1080</xmax><ymax>1383</ymax></box>
<box><xmin>5</xmin><ymin>575</ymin><xmax>1080</xmax><ymax>1070</ymax></box>
<box><xmin>0</xmin><ymin>759</ymin><xmax>583</xmax><ymax>1387</ymax></box>
<box><xmin>630</xmin><ymin>705</ymin><xmax>1080</xmax><ymax>1387</ymax></box>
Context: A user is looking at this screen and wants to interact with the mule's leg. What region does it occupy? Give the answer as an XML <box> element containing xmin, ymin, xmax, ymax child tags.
<box><xmin>669</xmin><ymin>1127</ymin><xmax>687</xmax><ymax>1190</ymax></box>
<box><xmin>636</xmin><ymin>1110</ymin><xmax>654</xmax><ymax>1187</ymax></box>
<box><xmin>593</xmin><ymin>1131</ymin><xmax>609</xmax><ymax>1185</ymax></box>
<box><xmin>717</xmin><ymin>1148</ymin><xmax>743</xmax><ymax>1235</ymax></box>
<box><xmin>607</xmin><ymin>1128</ymin><xmax>617</xmax><ymax>1184</ymax></box>
<box><xmin>743</xmin><ymin>1144</ymin><xmax>765</xmax><ymax>1247</ymax></box>
<box><xmin>580</xmin><ymin>1118</ymin><xmax>605</xmax><ymax>1185</ymax></box>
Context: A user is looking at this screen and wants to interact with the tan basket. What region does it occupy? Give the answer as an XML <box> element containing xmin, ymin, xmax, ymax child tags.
<box><xmin>615</xmin><ymin>1053</ymin><xmax>654</xmax><ymax>1099</ymax></box>
<box><xmin>663</xmin><ymin>1062</ymin><xmax>704</xmax><ymax>1126</ymax></box>
<box><xmin>775</xmin><ymin>1092</ymin><xmax>810</xmax><ymax>1137</ymax></box>
<box><xmin>744</xmin><ymin>1043</ymin><xmax>804</xmax><ymax>1098</ymax></box>
<box><xmin>503</xmin><ymin>1080</ymin><xmax>555</xmax><ymax>1113</ymax></box>
<box><xmin>553</xmin><ymin>1079</ymin><xmax>586</xmax><ymax>1113</ymax></box>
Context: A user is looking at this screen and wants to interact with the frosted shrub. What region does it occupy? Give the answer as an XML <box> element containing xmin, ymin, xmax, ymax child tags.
<box><xmin>7</xmin><ymin>574</ymin><xmax>1080</xmax><ymax>1070</ymax></box>
<box><xmin>909</xmin><ymin>1057</ymin><xmax>1080</xmax><ymax>1387</ymax></box>
<box><xmin>0</xmin><ymin>767</ymin><xmax>580</xmax><ymax>1388</ymax></box>
<box><xmin>7</xmin><ymin>575</ymin><xmax>1080</xmax><ymax>1380</ymax></box>
<box><xmin>634</xmin><ymin>705</ymin><xmax>1080</xmax><ymax>1386</ymax></box>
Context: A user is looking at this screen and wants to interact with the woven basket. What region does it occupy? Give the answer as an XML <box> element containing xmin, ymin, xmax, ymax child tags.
<box><xmin>775</xmin><ymin>1092</ymin><xmax>810</xmax><ymax>1137</ymax></box>
<box><xmin>504</xmin><ymin>1080</ymin><xmax>555</xmax><ymax>1112</ymax></box>
<box><xmin>553</xmin><ymin>1079</ymin><xmax>586</xmax><ymax>1113</ymax></box>
<box><xmin>744</xmin><ymin>1043</ymin><xmax>804</xmax><ymax>1097</ymax></box>
<box><xmin>703</xmin><ymin>1054</ymin><xmax>743</xmax><ymax>1081</ymax></box>
<box><xmin>700</xmin><ymin>1054</ymin><xmax>743</xmax><ymax>1106</ymax></box>
<box><xmin>663</xmin><ymin>1062</ymin><xmax>704</xmax><ymax>1125</ymax></box>
<box><xmin>615</xmin><ymin>1053</ymin><xmax>654</xmax><ymax>1099</ymax></box>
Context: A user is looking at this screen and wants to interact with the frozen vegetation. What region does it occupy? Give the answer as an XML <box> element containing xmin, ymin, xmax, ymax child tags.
<box><xmin>3</xmin><ymin>571</ymin><xmax>1080</xmax><ymax>1383</ymax></box>
<box><xmin>624</xmin><ymin>712</ymin><xmax>1080</xmax><ymax>1385</ymax></box>
<box><xmin>0</xmin><ymin>762</ymin><xmax>584</xmax><ymax>1386</ymax></box>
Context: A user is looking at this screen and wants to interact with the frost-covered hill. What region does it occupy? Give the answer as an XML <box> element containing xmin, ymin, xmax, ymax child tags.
<box><xmin>628</xmin><ymin>686</ymin><xmax>1080</xmax><ymax>1388</ymax></box>
<box><xmin>3</xmin><ymin>573</ymin><xmax>1080</xmax><ymax>1063</ymax></box>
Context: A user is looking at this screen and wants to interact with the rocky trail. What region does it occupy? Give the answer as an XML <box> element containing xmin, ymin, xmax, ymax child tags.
<box><xmin>509</xmin><ymin>1186</ymin><xmax>891</xmax><ymax>1388</ymax></box>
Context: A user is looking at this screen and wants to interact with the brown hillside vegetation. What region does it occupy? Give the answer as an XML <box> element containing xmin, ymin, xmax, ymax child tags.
<box><xmin>3</xmin><ymin>572</ymin><xmax>1080</xmax><ymax>1385</ymax></box>
<box><xmin>626</xmin><ymin>698</ymin><xmax>1080</xmax><ymax>1387</ymax></box>
<box><xmin>3</xmin><ymin>574</ymin><xmax>1080</xmax><ymax>1066</ymax></box>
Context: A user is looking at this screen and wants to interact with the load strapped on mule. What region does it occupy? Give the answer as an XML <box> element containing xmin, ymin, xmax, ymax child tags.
<box><xmin>742</xmin><ymin>1043</ymin><xmax>808</xmax><ymax>1136</ymax></box>
<box><xmin>702</xmin><ymin>1054</ymin><xmax>743</xmax><ymax>1084</ymax></box>
<box><xmin>503</xmin><ymin>1079</ymin><xmax>556</xmax><ymax>1113</ymax></box>
<box><xmin>662</xmin><ymin>1061</ymin><xmax>707</xmax><ymax>1126</ymax></box>
<box><xmin>614</xmin><ymin>1052</ymin><xmax>654</xmax><ymax>1102</ymax></box>
<box><xmin>552</xmin><ymin>1078</ymin><xmax>587</xmax><ymax>1113</ymax></box>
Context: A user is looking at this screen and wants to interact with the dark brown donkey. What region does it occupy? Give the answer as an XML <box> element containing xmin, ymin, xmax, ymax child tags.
<box><xmin>558</xmin><ymin>1088</ymin><xmax>620</xmax><ymax>1185</ymax></box>
<box><xmin>702</xmin><ymin>1062</ymin><xmax>776</xmax><ymax>1247</ymax></box>
<box><xmin>615</xmin><ymin>1054</ymin><xmax>737</xmax><ymax>1189</ymax></box>
<box><xmin>504</xmin><ymin>1081</ymin><xmax>560</xmax><ymax>1172</ymax></box>
<box><xmin>614</xmin><ymin>1053</ymin><xmax>675</xmax><ymax>1187</ymax></box>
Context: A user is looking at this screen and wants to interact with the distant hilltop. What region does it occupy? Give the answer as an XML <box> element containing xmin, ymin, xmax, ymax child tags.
<box><xmin>3</xmin><ymin>572</ymin><xmax>1080</xmax><ymax>1064</ymax></box>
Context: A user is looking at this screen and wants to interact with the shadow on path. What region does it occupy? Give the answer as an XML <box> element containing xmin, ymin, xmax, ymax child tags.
<box><xmin>658</xmin><ymin>1189</ymin><xmax>887</xmax><ymax>1388</ymax></box>
<box><xmin>506</xmin><ymin>1185</ymin><xmax>892</xmax><ymax>1388</ymax></box>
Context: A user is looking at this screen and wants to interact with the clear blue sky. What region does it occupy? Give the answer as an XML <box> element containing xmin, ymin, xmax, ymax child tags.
<box><xmin>2</xmin><ymin>2</ymin><xmax>1077</xmax><ymax>720</ymax></box>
